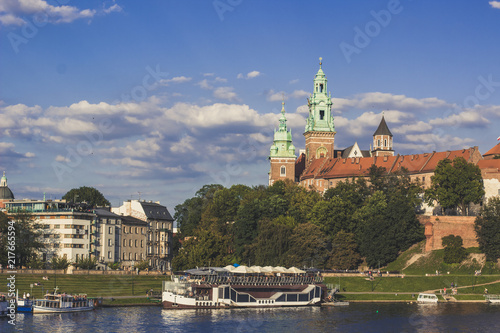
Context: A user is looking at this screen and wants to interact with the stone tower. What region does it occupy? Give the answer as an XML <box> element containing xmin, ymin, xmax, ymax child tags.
<box><xmin>269</xmin><ymin>101</ymin><xmax>296</xmax><ymax>185</ymax></box>
<box><xmin>304</xmin><ymin>57</ymin><xmax>336</xmax><ymax>165</ymax></box>
<box><xmin>372</xmin><ymin>115</ymin><xmax>394</xmax><ymax>156</ymax></box>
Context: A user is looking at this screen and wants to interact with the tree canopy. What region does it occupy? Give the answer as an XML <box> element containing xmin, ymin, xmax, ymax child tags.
<box><xmin>475</xmin><ymin>197</ymin><xmax>500</xmax><ymax>261</ymax></box>
<box><xmin>62</xmin><ymin>186</ymin><xmax>110</xmax><ymax>207</ymax></box>
<box><xmin>172</xmin><ymin>171</ymin><xmax>425</xmax><ymax>270</ymax></box>
<box><xmin>425</xmin><ymin>157</ymin><xmax>484</xmax><ymax>216</ymax></box>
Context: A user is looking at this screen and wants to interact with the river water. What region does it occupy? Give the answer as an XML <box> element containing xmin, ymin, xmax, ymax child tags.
<box><xmin>2</xmin><ymin>302</ymin><xmax>500</xmax><ymax>332</ymax></box>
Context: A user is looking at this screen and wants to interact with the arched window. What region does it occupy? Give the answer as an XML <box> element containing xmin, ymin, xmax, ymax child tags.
<box><xmin>384</xmin><ymin>139</ymin><xmax>387</xmax><ymax>147</ymax></box>
<box><xmin>377</xmin><ymin>139</ymin><xmax>381</xmax><ymax>147</ymax></box>
<box><xmin>319</xmin><ymin>84</ymin><xmax>323</xmax><ymax>93</ymax></box>
<box><xmin>280</xmin><ymin>166</ymin><xmax>286</xmax><ymax>176</ymax></box>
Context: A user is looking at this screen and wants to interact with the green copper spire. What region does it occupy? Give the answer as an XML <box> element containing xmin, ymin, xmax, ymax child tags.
<box><xmin>305</xmin><ymin>57</ymin><xmax>335</xmax><ymax>133</ymax></box>
<box><xmin>270</xmin><ymin>101</ymin><xmax>296</xmax><ymax>158</ymax></box>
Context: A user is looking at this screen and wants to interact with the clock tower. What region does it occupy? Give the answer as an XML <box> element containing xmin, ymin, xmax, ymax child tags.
<box><xmin>304</xmin><ymin>58</ymin><xmax>336</xmax><ymax>165</ymax></box>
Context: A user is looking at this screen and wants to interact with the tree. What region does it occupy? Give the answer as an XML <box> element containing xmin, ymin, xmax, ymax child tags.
<box><xmin>74</xmin><ymin>256</ymin><xmax>98</xmax><ymax>270</ymax></box>
<box><xmin>284</xmin><ymin>223</ymin><xmax>330</xmax><ymax>268</ymax></box>
<box><xmin>327</xmin><ymin>231</ymin><xmax>362</xmax><ymax>270</ymax></box>
<box><xmin>441</xmin><ymin>235</ymin><xmax>467</xmax><ymax>264</ymax></box>
<box><xmin>0</xmin><ymin>211</ymin><xmax>46</xmax><ymax>268</ymax></box>
<box><xmin>425</xmin><ymin>157</ymin><xmax>484</xmax><ymax>216</ymax></box>
<box><xmin>51</xmin><ymin>256</ymin><xmax>71</xmax><ymax>269</ymax></box>
<box><xmin>62</xmin><ymin>186</ymin><xmax>110</xmax><ymax>207</ymax></box>
<box><xmin>475</xmin><ymin>197</ymin><xmax>500</xmax><ymax>261</ymax></box>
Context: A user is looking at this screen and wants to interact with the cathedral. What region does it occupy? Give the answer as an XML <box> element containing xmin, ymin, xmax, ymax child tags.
<box><xmin>268</xmin><ymin>59</ymin><xmax>500</xmax><ymax>210</ymax></box>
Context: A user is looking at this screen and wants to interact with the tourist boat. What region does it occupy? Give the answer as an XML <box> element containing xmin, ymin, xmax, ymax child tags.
<box><xmin>485</xmin><ymin>295</ymin><xmax>500</xmax><ymax>304</ymax></box>
<box><xmin>0</xmin><ymin>294</ymin><xmax>9</xmax><ymax>317</ymax></box>
<box><xmin>162</xmin><ymin>265</ymin><xmax>327</xmax><ymax>309</ymax></box>
<box><xmin>417</xmin><ymin>293</ymin><xmax>439</xmax><ymax>304</ymax></box>
<box><xmin>32</xmin><ymin>293</ymin><xmax>95</xmax><ymax>313</ymax></box>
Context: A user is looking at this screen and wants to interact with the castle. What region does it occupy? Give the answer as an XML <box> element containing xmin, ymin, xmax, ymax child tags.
<box><xmin>268</xmin><ymin>58</ymin><xmax>500</xmax><ymax>214</ymax></box>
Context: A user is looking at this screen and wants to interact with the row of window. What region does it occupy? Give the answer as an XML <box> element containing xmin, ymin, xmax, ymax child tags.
<box><xmin>122</xmin><ymin>252</ymin><xmax>145</xmax><ymax>261</ymax></box>
<box><xmin>123</xmin><ymin>239</ymin><xmax>144</xmax><ymax>248</ymax></box>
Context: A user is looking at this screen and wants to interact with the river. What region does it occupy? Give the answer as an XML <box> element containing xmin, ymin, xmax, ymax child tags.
<box><xmin>2</xmin><ymin>302</ymin><xmax>500</xmax><ymax>332</ymax></box>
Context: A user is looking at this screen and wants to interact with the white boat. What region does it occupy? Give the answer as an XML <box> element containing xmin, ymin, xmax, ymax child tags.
<box><xmin>33</xmin><ymin>293</ymin><xmax>94</xmax><ymax>313</ymax></box>
<box><xmin>486</xmin><ymin>295</ymin><xmax>500</xmax><ymax>304</ymax></box>
<box><xmin>162</xmin><ymin>266</ymin><xmax>326</xmax><ymax>309</ymax></box>
<box><xmin>417</xmin><ymin>293</ymin><xmax>439</xmax><ymax>303</ymax></box>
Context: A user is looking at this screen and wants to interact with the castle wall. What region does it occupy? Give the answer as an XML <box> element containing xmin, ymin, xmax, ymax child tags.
<box><xmin>419</xmin><ymin>215</ymin><xmax>478</xmax><ymax>252</ymax></box>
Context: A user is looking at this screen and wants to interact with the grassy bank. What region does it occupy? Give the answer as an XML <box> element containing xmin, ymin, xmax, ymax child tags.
<box><xmin>0</xmin><ymin>273</ymin><xmax>169</xmax><ymax>298</ymax></box>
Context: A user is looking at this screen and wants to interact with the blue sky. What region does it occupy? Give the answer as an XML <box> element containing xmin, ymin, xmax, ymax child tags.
<box><xmin>1</xmin><ymin>0</ymin><xmax>500</xmax><ymax>212</ymax></box>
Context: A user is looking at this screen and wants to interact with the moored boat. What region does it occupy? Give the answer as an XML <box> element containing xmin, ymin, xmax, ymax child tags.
<box><xmin>417</xmin><ymin>293</ymin><xmax>439</xmax><ymax>304</ymax></box>
<box><xmin>162</xmin><ymin>265</ymin><xmax>327</xmax><ymax>309</ymax></box>
<box><xmin>33</xmin><ymin>293</ymin><xmax>94</xmax><ymax>313</ymax></box>
<box><xmin>486</xmin><ymin>295</ymin><xmax>500</xmax><ymax>304</ymax></box>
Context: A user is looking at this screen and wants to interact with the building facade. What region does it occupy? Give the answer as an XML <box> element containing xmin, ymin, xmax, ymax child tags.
<box><xmin>120</xmin><ymin>215</ymin><xmax>148</xmax><ymax>270</ymax></box>
<box><xmin>112</xmin><ymin>199</ymin><xmax>174</xmax><ymax>271</ymax></box>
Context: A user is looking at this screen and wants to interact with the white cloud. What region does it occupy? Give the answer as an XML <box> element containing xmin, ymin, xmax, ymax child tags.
<box><xmin>214</xmin><ymin>77</ymin><xmax>227</xmax><ymax>83</ymax></box>
<box><xmin>170</xmin><ymin>136</ymin><xmax>196</xmax><ymax>153</ymax></box>
<box><xmin>290</xmin><ymin>90</ymin><xmax>309</xmax><ymax>99</ymax></box>
<box><xmin>490</xmin><ymin>1</ymin><xmax>500</xmax><ymax>9</ymax></box>
<box><xmin>213</xmin><ymin>87</ymin><xmax>238</xmax><ymax>101</ymax></box>
<box><xmin>296</xmin><ymin>105</ymin><xmax>309</xmax><ymax>114</ymax></box>
<box><xmin>197</xmin><ymin>79</ymin><xmax>213</xmax><ymax>90</ymax></box>
<box><xmin>161</xmin><ymin>76</ymin><xmax>192</xmax><ymax>84</ymax></box>
<box><xmin>237</xmin><ymin>71</ymin><xmax>261</xmax><ymax>79</ymax></box>
<box><xmin>429</xmin><ymin>110</ymin><xmax>489</xmax><ymax>127</ymax></box>
<box><xmin>266</xmin><ymin>89</ymin><xmax>286</xmax><ymax>102</ymax></box>
<box><xmin>289</xmin><ymin>79</ymin><xmax>299</xmax><ymax>84</ymax></box>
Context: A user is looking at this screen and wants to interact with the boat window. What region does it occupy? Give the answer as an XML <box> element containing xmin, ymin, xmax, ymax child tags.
<box><xmin>276</xmin><ymin>294</ymin><xmax>286</xmax><ymax>302</ymax></box>
<box><xmin>299</xmin><ymin>293</ymin><xmax>308</xmax><ymax>302</ymax></box>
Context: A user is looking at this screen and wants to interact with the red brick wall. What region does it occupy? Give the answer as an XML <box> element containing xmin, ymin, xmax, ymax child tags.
<box><xmin>419</xmin><ymin>215</ymin><xmax>478</xmax><ymax>252</ymax></box>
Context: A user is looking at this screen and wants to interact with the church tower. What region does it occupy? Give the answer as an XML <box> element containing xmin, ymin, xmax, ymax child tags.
<box><xmin>372</xmin><ymin>115</ymin><xmax>394</xmax><ymax>156</ymax></box>
<box><xmin>304</xmin><ymin>57</ymin><xmax>336</xmax><ymax>165</ymax></box>
<box><xmin>269</xmin><ymin>101</ymin><xmax>296</xmax><ymax>185</ymax></box>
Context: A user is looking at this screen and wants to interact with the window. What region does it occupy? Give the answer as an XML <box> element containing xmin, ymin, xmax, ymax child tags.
<box><xmin>123</xmin><ymin>239</ymin><xmax>126</xmax><ymax>247</ymax></box>
<box><xmin>109</xmin><ymin>227</ymin><xmax>113</xmax><ymax>234</ymax></box>
<box><xmin>135</xmin><ymin>227</ymin><xmax>138</xmax><ymax>234</ymax></box>
<box><xmin>108</xmin><ymin>251</ymin><xmax>112</xmax><ymax>259</ymax></box>
<box><xmin>280</xmin><ymin>166</ymin><xmax>286</xmax><ymax>176</ymax></box>
<box><xmin>422</xmin><ymin>177</ymin><xmax>426</xmax><ymax>182</ymax></box>
<box><xmin>129</xmin><ymin>253</ymin><xmax>132</xmax><ymax>260</ymax></box>
<box><xmin>76</xmin><ymin>254</ymin><xmax>79</xmax><ymax>261</ymax></box>
<box><xmin>108</xmin><ymin>239</ymin><xmax>112</xmax><ymax>246</ymax></box>
<box><xmin>141</xmin><ymin>240</ymin><xmax>144</xmax><ymax>248</ymax></box>
<box><xmin>135</xmin><ymin>240</ymin><xmax>138</xmax><ymax>247</ymax></box>
<box><xmin>129</xmin><ymin>239</ymin><xmax>132</xmax><ymax>247</ymax></box>
<box><xmin>384</xmin><ymin>139</ymin><xmax>387</xmax><ymax>147</ymax></box>
<box><xmin>378</xmin><ymin>139</ymin><xmax>381</xmax><ymax>147</ymax></box>
<box><xmin>319</xmin><ymin>83</ymin><xmax>323</xmax><ymax>93</ymax></box>
<box><xmin>319</xmin><ymin>110</ymin><xmax>324</xmax><ymax>120</ymax></box>
<box><xmin>135</xmin><ymin>253</ymin><xmax>138</xmax><ymax>260</ymax></box>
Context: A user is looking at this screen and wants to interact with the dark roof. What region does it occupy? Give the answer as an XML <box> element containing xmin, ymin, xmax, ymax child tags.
<box><xmin>121</xmin><ymin>215</ymin><xmax>148</xmax><ymax>226</ymax></box>
<box><xmin>94</xmin><ymin>208</ymin><xmax>121</xmax><ymax>218</ymax></box>
<box><xmin>373</xmin><ymin>116</ymin><xmax>393</xmax><ymax>137</ymax></box>
<box><xmin>140</xmin><ymin>201</ymin><xmax>174</xmax><ymax>221</ymax></box>
<box><xmin>0</xmin><ymin>186</ymin><xmax>14</xmax><ymax>200</ymax></box>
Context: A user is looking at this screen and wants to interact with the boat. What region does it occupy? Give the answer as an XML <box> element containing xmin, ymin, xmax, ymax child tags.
<box><xmin>16</xmin><ymin>291</ymin><xmax>33</xmax><ymax>312</ymax></box>
<box><xmin>32</xmin><ymin>293</ymin><xmax>95</xmax><ymax>313</ymax></box>
<box><xmin>485</xmin><ymin>295</ymin><xmax>500</xmax><ymax>304</ymax></box>
<box><xmin>0</xmin><ymin>294</ymin><xmax>9</xmax><ymax>317</ymax></box>
<box><xmin>417</xmin><ymin>293</ymin><xmax>439</xmax><ymax>304</ymax></box>
<box><xmin>162</xmin><ymin>265</ymin><xmax>327</xmax><ymax>309</ymax></box>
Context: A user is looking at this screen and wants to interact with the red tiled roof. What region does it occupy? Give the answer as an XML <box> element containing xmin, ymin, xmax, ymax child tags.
<box><xmin>484</xmin><ymin>143</ymin><xmax>500</xmax><ymax>157</ymax></box>
<box><xmin>307</xmin><ymin>148</ymin><xmax>480</xmax><ymax>180</ymax></box>
<box><xmin>477</xmin><ymin>159</ymin><xmax>500</xmax><ymax>170</ymax></box>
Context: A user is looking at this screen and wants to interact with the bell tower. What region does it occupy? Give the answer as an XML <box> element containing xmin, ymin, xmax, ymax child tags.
<box><xmin>372</xmin><ymin>115</ymin><xmax>394</xmax><ymax>157</ymax></box>
<box><xmin>304</xmin><ymin>57</ymin><xmax>336</xmax><ymax>165</ymax></box>
<box><xmin>269</xmin><ymin>101</ymin><xmax>296</xmax><ymax>185</ymax></box>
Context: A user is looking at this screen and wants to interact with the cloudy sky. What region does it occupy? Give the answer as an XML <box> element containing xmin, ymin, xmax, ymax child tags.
<box><xmin>1</xmin><ymin>0</ymin><xmax>500</xmax><ymax>212</ymax></box>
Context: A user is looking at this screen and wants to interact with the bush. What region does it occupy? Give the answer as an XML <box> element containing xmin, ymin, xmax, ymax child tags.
<box><xmin>442</xmin><ymin>235</ymin><xmax>467</xmax><ymax>264</ymax></box>
<box><xmin>73</xmin><ymin>257</ymin><xmax>97</xmax><ymax>270</ymax></box>
<box><xmin>108</xmin><ymin>262</ymin><xmax>121</xmax><ymax>270</ymax></box>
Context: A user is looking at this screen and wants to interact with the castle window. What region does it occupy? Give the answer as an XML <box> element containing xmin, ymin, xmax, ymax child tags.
<box><xmin>280</xmin><ymin>166</ymin><xmax>286</xmax><ymax>176</ymax></box>
<box><xmin>384</xmin><ymin>139</ymin><xmax>387</xmax><ymax>147</ymax></box>
<box><xmin>378</xmin><ymin>139</ymin><xmax>381</xmax><ymax>147</ymax></box>
<box><xmin>320</xmin><ymin>110</ymin><xmax>324</xmax><ymax>120</ymax></box>
<box><xmin>319</xmin><ymin>84</ymin><xmax>323</xmax><ymax>93</ymax></box>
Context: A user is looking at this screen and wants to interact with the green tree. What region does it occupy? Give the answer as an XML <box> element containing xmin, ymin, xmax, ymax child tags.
<box><xmin>327</xmin><ymin>230</ymin><xmax>362</xmax><ymax>270</ymax></box>
<box><xmin>475</xmin><ymin>197</ymin><xmax>500</xmax><ymax>261</ymax></box>
<box><xmin>51</xmin><ymin>256</ymin><xmax>71</xmax><ymax>269</ymax></box>
<box><xmin>0</xmin><ymin>211</ymin><xmax>46</xmax><ymax>268</ymax></box>
<box><xmin>425</xmin><ymin>157</ymin><xmax>485</xmax><ymax>215</ymax></box>
<box><xmin>441</xmin><ymin>235</ymin><xmax>467</xmax><ymax>264</ymax></box>
<box><xmin>134</xmin><ymin>260</ymin><xmax>150</xmax><ymax>271</ymax></box>
<box><xmin>74</xmin><ymin>256</ymin><xmax>98</xmax><ymax>270</ymax></box>
<box><xmin>249</xmin><ymin>218</ymin><xmax>294</xmax><ymax>266</ymax></box>
<box><xmin>308</xmin><ymin>197</ymin><xmax>354</xmax><ymax>237</ymax></box>
<box><xmin>62</xmin><ymin>186</ymin><xmax>110</xmax><ymax>207</ymax></box>
<box><xmin>174</xmin><ymin>197</ymin><xmax>203</xmax><ymax>236</ymax></box>
<box><xmin>284</xmin><ymin>223</ymin><xmax>330</xmax><ymax>268</ymax></box>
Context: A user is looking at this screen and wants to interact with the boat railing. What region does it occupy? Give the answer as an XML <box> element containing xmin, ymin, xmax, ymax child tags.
<box><xmin>175</xmin><ymin>274</ymin><xmax>323</xmax><ymax>286</ymax></box>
